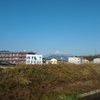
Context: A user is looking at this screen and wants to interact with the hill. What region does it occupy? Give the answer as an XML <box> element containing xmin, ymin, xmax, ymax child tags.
<box><xmin>44</xmin><ymin>50</ymin><xmax>72</xmax><ymax>60</ymax></box>
<box><xmin>46</xmin><ymin>54</ymin><xmax>69</xmax><ymax>60</ymax></box>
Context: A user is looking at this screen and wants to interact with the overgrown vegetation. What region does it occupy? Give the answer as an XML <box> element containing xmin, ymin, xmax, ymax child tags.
<box><xmin>0</xmin><ymin>63</ymin><xmax>100</xmax><ymax>100</ymax></box>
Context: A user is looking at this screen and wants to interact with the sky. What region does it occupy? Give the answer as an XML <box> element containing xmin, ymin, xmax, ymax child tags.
<box><xmin>0</xmin><ymin>0</ymin><xmax>100</xmax><ymax>55</ymax></box>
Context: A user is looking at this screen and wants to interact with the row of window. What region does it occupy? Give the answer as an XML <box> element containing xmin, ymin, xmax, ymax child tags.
<box><xmin>26</xmin><ymin>60</ymin><xmax>42</xmax><ymax>64</ymax></box>
<box><xmin>9</xmin><ymin>61</ymin><xmax>25</xmax><ymax>63</ymax></box>
<box><xmin>27</xmin><ymin>56</ymin><xmax>42</xmax><ymax>60</ymax></box>
<box><xmin>0</xmin><ymin>54</ymin><xmax>26</xmax><ymax>57</ymax></box>
<box><xmin>0</xmin><ymin>58</ymin><xmax>26</xmax><ymax>60</ymax></box>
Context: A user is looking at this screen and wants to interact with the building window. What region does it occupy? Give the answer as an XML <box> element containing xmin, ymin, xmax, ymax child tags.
<box><xmin>37</xmin><ymin>61</ymin><xmax>41</xmax><ymax>64</ymax></box>
<box><xmin>27</xmin><ymin>60</ymin><xmax>30</xmax><ymax>64</ymax></box>
<box><xmin>27</xmin><ymin>56</ymin><xmax>30</xmax><ymax>59</ymax></box>
<box><xmin>34</xmin><ymin>61</ymin><xmax>36</xmax><ymax>64</ymax></box>
<box><xmin>34</xmin><ymin>57</ymin><xmax>37</xmax><ymax>60</ymax></box>
<box><xmin>9</xmin><ymin>54</ymin><xmax>12</xmax><ymax>56</ymax></box>
<box><xmin>12</xmin><ymin>54</ymin><xmax>16</xmax><ymax>56</ymax></box>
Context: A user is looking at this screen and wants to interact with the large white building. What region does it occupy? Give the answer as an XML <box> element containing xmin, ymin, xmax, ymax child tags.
<box><xmin>26</xmin><ymin>54</ymin><xmax>43</xmax><ymax>64</ymax></box>
<box><xmin>68</xmin><ymin>57</ymin><xmax>82</xmax><ymax>64</ymax></box>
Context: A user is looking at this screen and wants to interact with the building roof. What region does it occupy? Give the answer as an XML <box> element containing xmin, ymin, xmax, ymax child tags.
<box><xmin>0</xmin><ymin>51</ymin><xmax>35</xmax><ymax>54</ymax></box>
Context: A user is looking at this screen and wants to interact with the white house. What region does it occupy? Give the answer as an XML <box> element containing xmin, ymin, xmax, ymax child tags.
<box><xmin>45</xmin><ymin>59</ymin><xmax>51</xmax><ymax>64</ymax></box>
<box><xmin>82</xmin><ymin>59</ymin><xmax>89</xmax><ymax>63</ymax></box>
<box><xmin>68</xmin><ymin>57</ymin><xmax>82</xmax><ymax>64</ymax></box>
<box><xmin>45</xmin><ymin>58</ymin><xmax>57</xmax><ymax>64</ymax></box>
<box><xmin>93</xmin><ymin>58</ymin><xmax>100</xmax><ymax>63</ymax></box>
<box><xmin>26</xmin><ymin>54</ymin><xmax>43</xmax><ymax>64</ymax></box>
<box><xmin>50</xmin><ymin>58</ymin><xmax>57</xmax><ymax>64</ymax></box>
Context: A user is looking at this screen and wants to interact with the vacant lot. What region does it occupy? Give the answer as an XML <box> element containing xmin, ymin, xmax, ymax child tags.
<box><xmin>0</xmin><ymin>63</ymin><xmax>100</xmax><ymax>100</ymax></box>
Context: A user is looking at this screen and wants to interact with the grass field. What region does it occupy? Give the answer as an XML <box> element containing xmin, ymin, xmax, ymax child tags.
<box><xmin>0</xmin><ymin>63</ymin><xmax>100</xmax><ymax>100</ymax></box>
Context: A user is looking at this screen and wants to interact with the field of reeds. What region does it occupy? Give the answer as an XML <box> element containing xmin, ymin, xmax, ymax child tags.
<box><xmin>0</xmin><ymin>63</ymin><xmax>100</xmax><ymax>100</ymax></box>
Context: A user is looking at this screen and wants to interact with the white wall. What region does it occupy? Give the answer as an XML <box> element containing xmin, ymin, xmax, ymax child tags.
<box><xmin>45</xmin><ymin>58</ymin><xmax>57</xmax><ymax>64</ymax></box>
<box><xmin>26</xmin><ymin>54</ymin><xmax>43</xmax><ymax>64</ymax></box>
<box><xmin>82</xmin><ymin>59</ymin><xmax>89</xmax><ymax>63</ymax></box>
<box><xmin>50</xmin><ymin>58</ymin><xmax>57</xmax><ymax>64</ymax></box>
<box><xmin>93</xmin><ymin>58</ymin><xmax>100</xmax><ymax>63</ymax></box>
<box><xmin>68</xmin><ymin>57</ymin><xmax>82</xmax><ymax>64</ymax></box>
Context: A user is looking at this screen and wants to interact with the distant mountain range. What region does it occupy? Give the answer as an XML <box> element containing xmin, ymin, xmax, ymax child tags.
<box><xmin>44</xmin><ymin>50</ymin><xmax>72</xmax><ymax>60</ymax></box>
<box><xmin>0</xmin><ymin>50</ymin><xmax>10</xmax><ymax>52</ymax></box>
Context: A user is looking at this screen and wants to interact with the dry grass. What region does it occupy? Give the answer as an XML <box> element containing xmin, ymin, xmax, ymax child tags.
<box><xmin>0</xmin><ymin>63</ymin><xmax>100</xmax><ymax>100</ymax></box>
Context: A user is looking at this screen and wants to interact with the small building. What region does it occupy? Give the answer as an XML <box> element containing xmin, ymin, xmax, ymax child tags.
<box><xmin>26</xmin><ymin>54</ymin><xmax>43</xmax><ymax>64</ymax></box>
<box><xmin>68</xmin><ymin>57</ymin><xmax>82</xmax><ymax>64</ymax></box>
<box><xmin>45</xmin><ymin>58</ymin><xmax>57</xmax><ymax>64</ymax></box>
<box><xmin>50</xmin><ymin>58</ymin><xmax>57</xmax><ymax>64</ymax></box>
<box><xmin>93</xmin><ymin>58</ymin><xmax>100</xmax><ymax>63</ymax></box>
<box><xmin>82</xmin><ymin>59</ymin><xmax>89</xmax><ymax>63</ymax></box>
<box><xmin>45</xmin><ymin>59</ymin><xmax>51</xmax><ymax>64</ymax></box>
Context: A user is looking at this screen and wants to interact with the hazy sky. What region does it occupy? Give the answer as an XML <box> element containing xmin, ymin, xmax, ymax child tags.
<box><xmin>0</xmin><ymin>0</ymin><xmax>100</xmax><ymax>55</ymax></box>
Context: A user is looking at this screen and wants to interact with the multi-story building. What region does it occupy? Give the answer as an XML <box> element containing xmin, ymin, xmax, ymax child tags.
<box><xmin>0</xmin><ymin>51</ymin><xmax>35</xmax><ymax>64</ymax></box>
<box><xmin>26</xmin><ymin>54</ymin><xmax>43</xmax><ymax>64</ymax></box>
